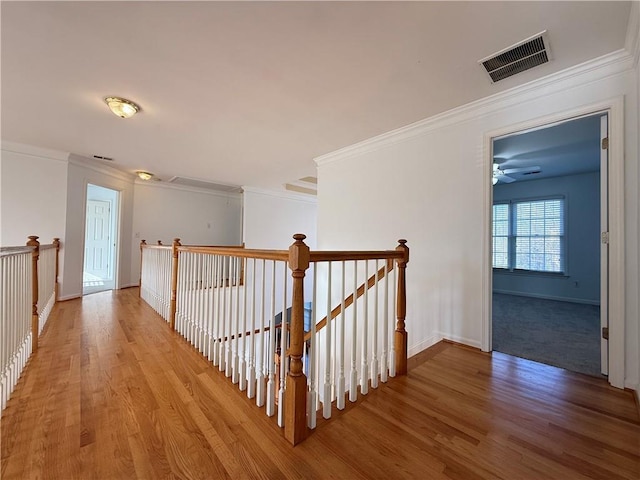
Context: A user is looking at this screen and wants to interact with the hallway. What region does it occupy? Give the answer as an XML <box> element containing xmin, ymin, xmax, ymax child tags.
<box><xmin>2</xmin><ymin>289</ymin><xmax>639</xmax><ymax>479</ymax></box>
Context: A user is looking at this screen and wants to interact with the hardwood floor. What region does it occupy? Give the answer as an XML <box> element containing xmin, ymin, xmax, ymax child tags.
<box><xmin>2</xmin><ymin>288</ymin><xmax>639</xmax><ymax>479</ymax></box>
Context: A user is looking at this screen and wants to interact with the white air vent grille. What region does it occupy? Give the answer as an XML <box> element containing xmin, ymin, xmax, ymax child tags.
<box><xmin>480</xmin><ymin>31</ymin><xmax>551</xmax><ymax>83</ymax></box>
<box><xmin>168</xmin><ymin>176</ymin><xmax>241</xmax><ymax>193</ymax></box>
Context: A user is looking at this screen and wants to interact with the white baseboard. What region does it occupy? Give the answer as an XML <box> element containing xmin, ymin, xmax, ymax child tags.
<box><xmin>119</xmin><ymin>283</ymin><xmax>139</xmax><ymax>289</ymax></box>
<box><xmin>408</xmin><ymin>335</ymin><xmax>440</xmax><ymax>358</ymax></box>
<box><xmin>435</xmin><ymin>331</ymin><xmax>482</xmax><ymax>349</ymax></box>
<box><xmin>58</xmin><ymin>293</ymin><xmax>82</xmax><ymax>302</ymax></box>
<box><xmin>493</xmin><ymin>289</ymin><xmax>600</xmax><ymax>306</ymax></box>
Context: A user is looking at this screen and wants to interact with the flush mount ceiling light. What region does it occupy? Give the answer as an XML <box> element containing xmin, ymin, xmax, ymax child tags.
<box><xmin>136</xmin><ymin>171</ymin><xmax>153</xmax><ymax>181</ymax></box>
<box><xmin>104</xmin><ymin>96</ymin><xmax>140</xmax><ymax>118</ymax></box>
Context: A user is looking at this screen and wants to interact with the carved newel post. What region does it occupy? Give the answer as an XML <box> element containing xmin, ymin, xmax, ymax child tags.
<box><xmin>395</xmin><ymin>239</ymin><xmax>409</xmax><ymax>375</ymax></box>
<box><xmin>169</xmin><ymin>238</ymin><xmax>181</xmax><ymax>331</ymax></box>
<box><xmin>27</xmin><ymin>236</ymin><xmax>40</xmax><ymax>353</ymax></box>
<box><xmin>139</xmin><ymin>239</ymin><xmax>147</xmax><ymax>296</ymax></box>
<box><xmin>285</xmin><ymin>233</ymin><xmax>310</xmax><ymax>445</ymax></box>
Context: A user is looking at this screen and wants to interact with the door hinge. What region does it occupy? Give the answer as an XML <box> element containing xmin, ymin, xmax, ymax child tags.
<box><xmin>601</xmin><ymin>231</ymin><xmax>609</xmax><ymax>244</ymax></box>
<box><xmin>601</xmin><ymin>137</ymin><xmax>609</xmax><ymax>150</ymax></box>
<box><xmin>602</xmin><ymin>326</ymin><xmax>609</xmax><ymax>340</ymax></box>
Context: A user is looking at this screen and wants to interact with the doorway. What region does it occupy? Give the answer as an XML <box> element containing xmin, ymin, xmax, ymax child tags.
<box><xmin>83</xmin><ymin>184</ymin><xmax>119</xmax><ymax>295</ymax></box>
<box><xmin>489</xmin><ymin>113</ymin><xmax>607</xmax><ymax>377</ymax></box>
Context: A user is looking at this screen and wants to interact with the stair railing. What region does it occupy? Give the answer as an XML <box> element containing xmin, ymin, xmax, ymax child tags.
<box><xmin>1</xmin><ymin>236</ymin><xmax>60</xmax><ymax>411</ymax></box>
<box><xmin>139</xmin><ymin>234</ymin><xmax>408</xmax><ymax>445</ymax></box>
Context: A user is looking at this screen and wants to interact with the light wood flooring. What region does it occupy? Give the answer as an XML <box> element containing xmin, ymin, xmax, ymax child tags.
<box><xmin>2</xmin><ymin>288</ymin><xmax>639</xmax><ymax>479</ymax></box>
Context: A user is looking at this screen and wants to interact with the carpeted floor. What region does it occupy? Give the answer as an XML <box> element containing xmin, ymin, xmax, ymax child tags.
<box><xmin>492</xmin><ymin>293</ymin><xmax>602</xmax><ymax>377</ymax></box>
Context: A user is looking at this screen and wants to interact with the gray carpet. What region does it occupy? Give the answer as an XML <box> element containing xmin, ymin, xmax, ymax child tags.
<box><xmin>492</xmin><ymin>293</ymin><xmax>602</xmax><ymax>377</ymax></box>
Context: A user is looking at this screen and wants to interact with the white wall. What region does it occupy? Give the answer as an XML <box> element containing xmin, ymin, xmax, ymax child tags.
<box><xmin>317</xmin><ymin>54</ymin><xmax>639</xmax><ymax>388</ymax></box>
<box><xmin>0</xmin><ymin>145</ymin><xmax>67</xmax><ymax>247</ymax></box>
<box><xmin>62</xmin><ymin>159</ymin><xmax>136</xmax><ymax>299</ymax></box>
<box><xmin>242</xmin><ymin>187</ymin><xmax>317</xmax><ymax>250</ymax></box>
<box><xmin>131</xmin><ymin>181</ymin><xmax>242</xmax><ymax>283</ymax></box>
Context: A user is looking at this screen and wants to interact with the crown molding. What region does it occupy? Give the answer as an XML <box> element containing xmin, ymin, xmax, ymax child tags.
<box><xmin>135</xmin><ymin>177</ymin><xmax>242</xmax><ymax>199</ymax></box>
<box><xmin>315</xmin><ymin>48</ymin><xmax>634</xmax><ymax>167</ymax></box>
<box><xmin>1</xmin><ymin>141</ymin><xmax>69</xmax><ymax>163</ymax></box>
<box><xmin>242</xmin><ymin>186</ymin><xmax>318</xmax><ymax>205</ymax></box>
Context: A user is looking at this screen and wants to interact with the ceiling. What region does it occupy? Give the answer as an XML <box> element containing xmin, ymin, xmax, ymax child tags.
<box><xmin>493</xmin><ymin>113</ymin><xmax>603</xmax><ymax>184</ymax></box>
<box><xmin>1</xmin><ymin>2</ymin><xmax>632</xmax><ymax>191</ymax></box>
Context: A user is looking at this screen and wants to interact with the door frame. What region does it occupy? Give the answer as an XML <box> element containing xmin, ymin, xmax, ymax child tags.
<box><xmin>481</xmin><ymin>96</ymin><xmax>625</xmax><ymax>389</ymax></box>
<box><xmin>81</xmin><ymin>182</ymin><xmax>122</xmax><ymax>293</ymax></box>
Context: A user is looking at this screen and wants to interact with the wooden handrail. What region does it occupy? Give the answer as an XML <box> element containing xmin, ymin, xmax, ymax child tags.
<box><xmin>178</xmin><ymin>245</ymin><xmax>289</xmax><ymax>261</ymax></box>
<box><xmin>0</xmin><ymin>246</ymin><xmax>34</xmax><ymax>256</ymax></box>
<box><xmin>309</xmin><ymin>250</ymin><xmax>403</xmax><ymax>262</ymax></box>
<box><xmin>303</xmin><ymin>260</ymin><xmax>394</xmax><ymax>342</ymax></box>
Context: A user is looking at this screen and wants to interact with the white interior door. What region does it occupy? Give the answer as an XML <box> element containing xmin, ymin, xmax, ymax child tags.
<box><xmin>85</xmin><ymin>199</ymin><xmax>112</xmax><ymax>279</ymax></box>
<box><xmin>600</xmin><ymin>114</ymin><xmax>609</xmax><ymax>375</ymax></box>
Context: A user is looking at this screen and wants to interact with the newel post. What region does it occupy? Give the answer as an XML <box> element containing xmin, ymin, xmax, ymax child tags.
<box><xmin>169</xmin><ymin>238</ymin><xmax>181</xmax><ymax>331</ymax></box>
<box><xmin>27</xmin><ymin>236</ymin><xmax>40</xmax><ymax>353</ymax></box>
<box><xmin>53</xmin><ymin>238</ymin><xmax>60</xmax><ymax>301</ymax></box>
<box><xmin>139</xmin><ymin>239</ymin><xmax>147</xmax><ymax>296</ymax></box>
<box><xmin>285</xmin><ymin>233</ymin><xmax>310</xmax><ymax>445</ymax></box>
<box><xmin>395</xmin><ymin>239</ymin><xmax>409</xmax><ymax>375</ymax></box>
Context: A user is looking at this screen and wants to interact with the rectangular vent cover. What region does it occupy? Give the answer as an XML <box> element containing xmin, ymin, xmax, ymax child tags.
<box><xmin>168</xmin><ymin>176</ymin><xmax>241</xmax><ymax>193</ymax></box>
<box><xmin>479</xmin><ymin>31</ymin><xmax>551</xmax><ymax>83</ymax></box>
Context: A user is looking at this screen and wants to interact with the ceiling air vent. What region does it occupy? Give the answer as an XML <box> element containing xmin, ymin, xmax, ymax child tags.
<box><xmin>479</xmin><ymin>31</ymin><xmax>551</xmax><ymax>83</ymax></box>
<box><xmin>167</xmin><ymin>176</ymin><xmax>242</xmax><ymax>193</ymax></box>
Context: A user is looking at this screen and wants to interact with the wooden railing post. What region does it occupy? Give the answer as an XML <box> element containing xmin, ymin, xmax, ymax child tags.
<box><xmin>53</xmin><ymin>238</ymin><xmax>60</xmax><ymax>301</ymax></box>
<box><xmin>26</xmin><ymin>236</ymin><xmax>40</xmax><ymax>353</ymax></box>
<box><xmin>285</xmin><ymin>233</ymin><xmax>310</xmax><ymax>445</ymax></box>
<box><xmin>395</xmin><ymin>239</ymin><xmax>409</xmax><ymax>375</ymax></box>
<box><xmin>139</xmin><ymin>239</ymin><xmax>146</xmax><ymax>295</ymax></box>
<box><xmin>169</xmin><ymin>238</ymin><xmax>181</xmax><ymax>331</ymax></box>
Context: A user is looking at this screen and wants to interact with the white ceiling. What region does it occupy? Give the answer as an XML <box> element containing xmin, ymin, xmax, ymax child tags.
<box><xmin>1</xmin><ymin>1</ymin><xmax>632</xmax><ymax>190</ymax></box>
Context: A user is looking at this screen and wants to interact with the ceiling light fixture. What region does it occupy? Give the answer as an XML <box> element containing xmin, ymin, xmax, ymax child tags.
<box><xmin>104</xmin><ymin>96</ymin><xmax>140</xmax><ymax>119</ymax></box>
<box><xmin>136</xmin><ymin>171</ymin><xmax>153</xmax><ymax>181</ymax></box>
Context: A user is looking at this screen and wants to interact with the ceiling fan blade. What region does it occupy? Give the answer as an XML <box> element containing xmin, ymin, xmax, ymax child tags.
<box><xmin>497</xmin><ymin>174</ymin><xmax>516</xmax><ymax>184</ymax></box>
<box><xmin>502</xmin><ymin>166</ymin><xmax>541</xmax><ymax>175</ymax></box>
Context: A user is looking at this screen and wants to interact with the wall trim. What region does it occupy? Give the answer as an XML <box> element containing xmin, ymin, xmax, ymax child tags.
<box><xmin>493</xmin><ymin>289</ymin><xmax>600</xmax><ymax>306</ymax></box>
<box><xmin>58</xmin><ymin>293</ymin><xmax>82</xmax><ymax>302</ymax></box>
<box><xmin>315</xmin><ymin>49</ymin><xmax>633</xmax><ymax>167</ymax></box>
<box><xmin>408</xmin><ymin>334</ymin><xmax>440</xmax><ymax>358</ymax></box>
<box><xmin>243</xmin><ymin>186</ymin><xmax>318</xmax><ymax>204</ymax></box>
<box><xmin>135</xmin><ymin>178</ymin><xmax>242</xmax><ymax>199</ymax></box>
<box><xmin>435</xmin><ymin>331</ymin><xmax>482</xmax><ymax>350</ymax></box>
<box><xmin>1</xmin><ymin>141</ymin><xmax>69</xmax><ymax>163</ymax></box>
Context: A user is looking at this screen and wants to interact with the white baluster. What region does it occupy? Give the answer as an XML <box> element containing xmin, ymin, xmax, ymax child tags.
<box><xmin>266</xmin><ymin>261</ymin><xmax>277</xmax><ymax>417</ymax></box>
<box><xmin>277</xmin><ymin>265</ymin><xmax>287</xmax><ymax>427</ymax></box>
<box><xmin>308</xmin><ymin>265</ymin><xmax>318</xmax><ymax>428</ymax></box>
<box><xmin>361</xmin><ymin>261</ymin><xmax>369</xmax><ymax>395</ymax></box>
<box><xmin>381</xmin><ymin>260</ymin><xmax>389</xmax><ymax>383</ymax></box>
<box><xmin>371</xmin><ymin>259</ymin><xmax>380</xmax><ymax>389</ymax></box>
<box><xmin>323</xmin><ymin>262</ymin><xmax>332</xmax><ymax>419</ymax></box>
<box><xmin>255</xmin><ymin>260</ymin><xmax>266</xmax><ymax>405</ymax></box>
<box><xmin>350</xmin><ymin>260</ymin><xmax>358</xmax><ymax>402</ymax></box>
<box><xmin>337</xmin><ymin>261</ymin><xmax>346</xmax><ymax>409</ymax></box>
<box><xmin>239</xmin><ymin>258</ymin><xmax>248</xmax><ymax>391</ymax></box>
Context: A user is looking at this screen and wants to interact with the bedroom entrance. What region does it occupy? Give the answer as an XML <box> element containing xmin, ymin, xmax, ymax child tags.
<box><xmin>489</xmin><ymin>112</ymin><xmax>608</xmax><ymax>378</ymax></box>
<box><xmin>83</xmin><ymin>184</ymin><xmax>119</xmax><ymax>295</ymax></box>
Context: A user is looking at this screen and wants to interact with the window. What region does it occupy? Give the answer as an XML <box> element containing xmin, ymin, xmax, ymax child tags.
<box><xmin>492</xmin><ymin>198</ymin><xmax>565</xmax><ymax>273</ymax></box>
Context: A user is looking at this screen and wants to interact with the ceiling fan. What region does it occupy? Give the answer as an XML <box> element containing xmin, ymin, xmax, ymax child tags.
<box><xmin>492</xmin><ymin>163</ymin><xmax>541</xmax><ymax>185</ymax></box>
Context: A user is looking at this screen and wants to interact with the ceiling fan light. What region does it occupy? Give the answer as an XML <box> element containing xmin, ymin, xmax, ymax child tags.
<box><xmin>105</xmin><ymin>97</ymin><xmax>140</xmax><ymax>118</ymax></box>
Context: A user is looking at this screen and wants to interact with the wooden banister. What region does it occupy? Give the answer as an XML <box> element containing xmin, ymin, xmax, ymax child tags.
<box><xmin>26</xmin><ymin>236</ymin><xmax>39</xmax><ymax>353</ymax></box>
<box><xmin>394</xmin><ymin>239</ymin><xmax>409</xmax><ymax>376</ymax></box>
<box><xmin>303</xmin><ymin>260</ymin><xmax>394</xmax><ymax>342</ymax></box>
<box><xmin>169</xmin><ymin>238</ymin><xmax>181</xmax><ymax>330</ymax></box>
<box><xmin>285</xmin><ymin>234</ymin><xmax>309</xmax><ymax>445</ymax></box>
